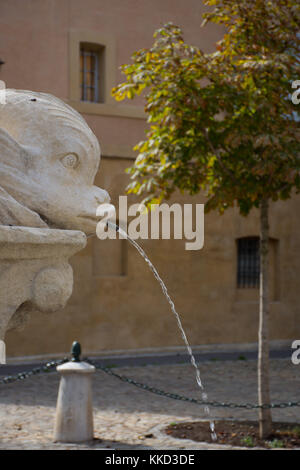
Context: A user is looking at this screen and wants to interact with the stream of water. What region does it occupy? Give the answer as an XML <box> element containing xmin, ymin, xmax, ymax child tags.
<box><xmin>106</xmin><ymin>222</ymin><xmax>217</xmax><ymax>441</ymax></box>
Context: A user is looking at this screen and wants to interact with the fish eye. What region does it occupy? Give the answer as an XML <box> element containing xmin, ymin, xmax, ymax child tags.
<box><xmin>60</xmin><ymin>153</ymin><xmax>79</xmax><ymax>169</ymax></box>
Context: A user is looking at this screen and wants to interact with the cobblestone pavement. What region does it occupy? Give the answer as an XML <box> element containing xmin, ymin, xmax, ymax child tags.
<box><xmin>0</xmin><ymin>358</ymin><xmax>299</xmax><ymax>450</ymax></box>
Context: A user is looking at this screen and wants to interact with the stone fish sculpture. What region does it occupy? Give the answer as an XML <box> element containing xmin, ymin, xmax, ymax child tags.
<box><xmin>0</xmin><ymin>90</ymin><xmax>109</xmax><ymax>346</ymax></box>
<box><xmin>0</xmin><ymin>89</ymin><xmax>109</xmax><ymax>234</ymax></box>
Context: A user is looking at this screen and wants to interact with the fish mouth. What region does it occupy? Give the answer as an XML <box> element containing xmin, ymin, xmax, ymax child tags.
<box><xmin>37</xmin><ymin>212</ymin><xmax>53</xmax><ymax>227</ymax></box>
<box><xmin>78</xmin><ymin>214</ymin><xmax>99</xmax><ymax>236</ymax></box>
<box><xmin>78</xmin><ymin>214</ymin><xmax>98</xmax><ymax>223</ymax></box>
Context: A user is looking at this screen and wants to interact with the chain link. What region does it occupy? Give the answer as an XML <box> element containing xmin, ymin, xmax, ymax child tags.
<box><xmin>86</xmin><ymin>359</ymin><xmax>300</xmax><ymax>410</ymax></box>
<box><xmin>1</xmin><ymin>356</ymin><xmax>299</xmax><ymax>411</ymax></box>
<box><xmin>0</xmin><ymin>358</ymin><xmax>68</xmax><ymax>385</ymax></box>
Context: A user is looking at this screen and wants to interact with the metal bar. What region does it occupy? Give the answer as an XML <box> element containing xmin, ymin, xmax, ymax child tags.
<box><xmin>83</xmin><ymin>50</ymin><xmax>87</xmax><ymax>101</ymax></box>
<box><xmin>94</xmin><ymin>52</ymin><xmax>99</xmax><ymax>103</ymax></box>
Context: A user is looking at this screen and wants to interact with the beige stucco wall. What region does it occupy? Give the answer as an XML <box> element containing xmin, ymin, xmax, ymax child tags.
<box><xmin>0</xmin><ymin>0</ymin><xmax>299</xmax><ymax>357</ymax></box>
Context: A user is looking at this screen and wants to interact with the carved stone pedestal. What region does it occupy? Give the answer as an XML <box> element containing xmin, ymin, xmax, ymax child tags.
<box><xmin>0</xmin><ymin>225</ymin><xmax>86</xmax><ymax>342</ymax></box>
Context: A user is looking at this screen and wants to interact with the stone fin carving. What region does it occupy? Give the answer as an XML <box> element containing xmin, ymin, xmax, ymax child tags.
<box><xmin>0</xmin><ymin>187</ymin><xmax>47</xmax><ymax>227</ymax></box>
<box><xmin>0</xmin><ymin>128</ymin><xmax>47</xmax><ymax>227</ymax></box>
<box><xmin>0</xmin><ymin>127</ymin><xmax>26</xmax><ymax>171</ymax></box>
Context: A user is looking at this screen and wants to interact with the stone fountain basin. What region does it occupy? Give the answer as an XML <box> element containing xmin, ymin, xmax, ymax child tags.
<box><xmin>0</xmin><ymin>226</ymin><xmax>87</xmax><ymax>340</ymax></box>
<box><xmin>0</xmin><ymin>226</ymin><xmax>86</xmax><ymax>259</ymax></box>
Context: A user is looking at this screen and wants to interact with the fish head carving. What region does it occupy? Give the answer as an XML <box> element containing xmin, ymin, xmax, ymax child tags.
<box><xmin>0</xmin><ymin>89</ymin><xmax>110</xmax><ymax>234</ymax></box>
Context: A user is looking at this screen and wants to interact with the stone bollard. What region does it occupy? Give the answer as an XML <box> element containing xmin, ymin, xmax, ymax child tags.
<box><xmin>54</xmin><ymin>341</ymin><xmax>95</xmax><ymax>442</ymax></box>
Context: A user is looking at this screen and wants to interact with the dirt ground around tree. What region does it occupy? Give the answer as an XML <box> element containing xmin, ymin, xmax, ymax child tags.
<box><xmin>165</xmin><ymin>419</ymin><xmax>300</xmax><ymax>449</ymax></box>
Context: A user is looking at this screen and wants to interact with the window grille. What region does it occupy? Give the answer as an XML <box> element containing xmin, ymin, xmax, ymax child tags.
<box><xmin>80</xmin><ymin>47</ymin><xmax>100</xmax><ymax>103</ymax></box>
<box><xmin>237</xmin><ymin>237</ymin><xmax>260</xmax><ymax>288</ymax></box>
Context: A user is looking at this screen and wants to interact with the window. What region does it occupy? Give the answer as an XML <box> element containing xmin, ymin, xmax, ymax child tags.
<box><xmin>80</xmin><ymin>43</ymin><xmax>105</xmax><ymax>103</ymax></box>
<box><xmin>69</xmin><ymin>31</ymin><xmax>145</xmax><ymax>123</ymax></box>
<box><xmin>237</xmin><ymin>237</ymin><xmax>260</xmax><ymax>288</ymax></box>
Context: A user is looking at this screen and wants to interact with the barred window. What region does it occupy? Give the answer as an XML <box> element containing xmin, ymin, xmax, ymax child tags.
<box><xmin>237</xmin><ymin>237</ymin><xmax>260</xmax><ymax>288</ymax></box>
<box><xmin>80</xmin><ymin>44</ymin><xmax>104</xmax><ymax>103</ymax></box>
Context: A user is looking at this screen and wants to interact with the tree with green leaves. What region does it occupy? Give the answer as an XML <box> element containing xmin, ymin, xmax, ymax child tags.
<box><xmin>112</xmin><ymin>0</ymin><xmax>300</xmax><ymax>438</ymax></box>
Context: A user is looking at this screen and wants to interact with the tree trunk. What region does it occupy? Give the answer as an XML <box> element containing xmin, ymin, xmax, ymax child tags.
<box><xmin>258</xmin><ymin>198</ymin><xmax>272</xmax><ymax>438</ymax></box>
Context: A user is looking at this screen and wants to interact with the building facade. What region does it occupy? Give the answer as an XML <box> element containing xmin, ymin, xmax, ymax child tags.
<box><xmin>0</xmin><ymin>0</ymin><xmax>299</xmax><ymax>358</ymax></box>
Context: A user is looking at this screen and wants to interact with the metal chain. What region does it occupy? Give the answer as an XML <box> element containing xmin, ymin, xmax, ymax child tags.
<box><xmin>1</xmin><ymin>356</ymin><xmax>299</xmax><ymax>410</ymax></box>
<box><xmin>87</xmin><ymin>359</ymin><xmax>300</xmax><ymax>410</ymax></box>
<box><xmin>0</xmin><ymin>358</ymin><xmax>68</xmax><ymax>385</ymax></box>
